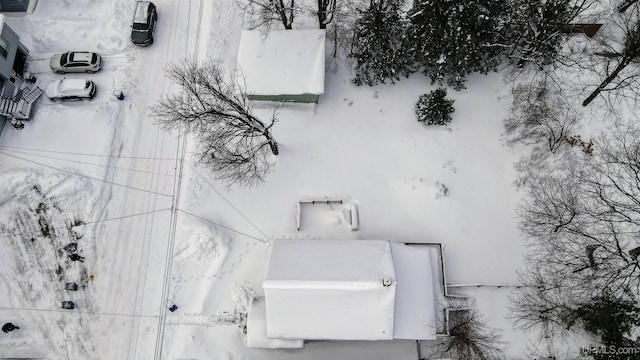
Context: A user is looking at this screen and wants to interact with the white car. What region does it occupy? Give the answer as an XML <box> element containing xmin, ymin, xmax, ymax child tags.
<box><xmin>46</xmin><ymin>79</ymin><xmax>97</xmax><ymax>101</ymax></box>
<box><xmin>50</xmin><ymin>51</ymin><xmax>102</xmax><ymax>74</ymax></box>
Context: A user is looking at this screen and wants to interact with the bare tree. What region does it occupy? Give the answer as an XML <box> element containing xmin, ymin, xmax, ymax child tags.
<box><xmin>153</xmin><ymin>60</ymin><xmax>279</xmax><ymax>186</ymax></box>
<box><xmin>430</xmin><ymin>303</ymin><xmax>505</xmax><ymax>360</ymax></box>
<box><xmin>237</xmin><ymin>0</ymin><xmax>360</xmax><ymax>60</ymax></box>
<box><xmin>324</xmin><ymin>0</ymin><xmax>363</xmax><ymax>60</ymax></box>
<box><xmin>523</xmin><ymin>334</ymin><xmax>587</xmax><ymax>360</ymax></box>
<box><xmin>513</xmin><ymin>261</ymin><xmax>640</xmax><ymax>348</ymax></box>
<box><xmin>620</xmin><ymin>0</ymin><xmax>639</xmax><ymax>13</ymax></box>
<box><xmin>238</xmin><ymin>0</ymin><xmax>296</xmax><ymax>30</ymax></box>
<box><xmin>511</xmin><ymin>263</ymin><xmax>580</xmax><ymax>338</ymax></box>
<box><xmin>583</xmin><ymin>4</ymin><xmax>640</xmax><ymax>106</ymax></box>
<box><xmin>504</xmin><ymin>79</ymin><xmax>579</xmax><ymax>152</ymax></box>
<box><xmin>512</xmin><ymin>122</ymin><xmax>640</xmax><ymax>337</ymax></box>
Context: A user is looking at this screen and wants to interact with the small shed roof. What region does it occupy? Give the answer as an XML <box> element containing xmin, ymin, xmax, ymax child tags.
<box><xmin>236</xmin><ymin>30</ymin><xmax>325</xmax><ymax>96</ymax></box>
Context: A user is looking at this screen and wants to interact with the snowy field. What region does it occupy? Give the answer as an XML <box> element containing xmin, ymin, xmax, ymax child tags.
<box><xmin>0</xmin><ymin>0</ymin><xmax>581</xmax><ymax>359</ymax></box>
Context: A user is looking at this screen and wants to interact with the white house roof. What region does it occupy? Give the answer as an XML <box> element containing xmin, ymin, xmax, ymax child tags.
<box><xmin>266</xmin><ymin>239</ymin><xmax>395</xmax><ymax>282</ymax></box>
<box><xmin>257</xmin><ymin>240</ymin><xmax>439</xmax><ymax>344</ymax></box>
<box><xmin>236</xmin><ymin>30</ymin><xmax>325</xmax><ymax>96</ymax></box>
<box><xmin>264</xmin><ymin>239</ymin><xmax>396</xmax><ymax>341</ymax></box>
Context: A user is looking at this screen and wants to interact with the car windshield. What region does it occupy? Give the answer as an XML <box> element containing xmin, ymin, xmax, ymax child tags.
<box><xmin>91</xmin><ymin>54</ymin><xmax>98</xmax><ymax>64</ymax></box>
<box><xmin>85</xmin><ymin>81</ymin><xmax>90</xmax><ymax>89</ymax></box>
<box><xmin>60</xmin><ymin>53</ymin><xmax>68</xmax><ymax>66</ymax></box>
<box><xmin>132</xmin><ymin>23</ymin><xmax>148</xmax><ymax>31</ymax></box>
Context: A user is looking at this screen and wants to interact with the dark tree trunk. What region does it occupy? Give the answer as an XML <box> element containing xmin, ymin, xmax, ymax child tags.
<box><xmin>264</xmin><ymin>132</ymin><xmax>279</xmax><ymax>155</ymax></box>
<box><xmin>317</xmin><ymin>2</ymin><xmax>327</xmax><ymax>29</ymax></box>
<box><xmin>316</xmin><ymin>0</ymin><xmax>335</xmax><ymax>29</ymax></box>
<box><xmin>583</xmin><ymin>22</ymin><xmax>640</xmax><ymax>106</ymax></box>
<box><xmin>619</xmin><ymin>0</ymin><xmax>639</xmax><ymax>13</ymax></box>
<box><xmin>582</xmin><ymin>57</ymin><xmax>634</xmax><ymax>106</ymax></box>
<box><xmin>276</xmin><ymin>0</ymin><xmax>294</xmax><ymax>29</ymax></box>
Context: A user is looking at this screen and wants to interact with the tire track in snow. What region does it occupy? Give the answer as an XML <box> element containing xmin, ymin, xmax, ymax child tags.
<box><xmin>11</xmin><ymin>0</ymin><xmax>130</xmax><ymax>54</ymax></box>
<box><xmin>164</xmin><ymin>313</ymin><xmax>239</xmax><ymax>327</ymax></box>
<box><xmin>0</xmin><ymin>175</ymin><xmax>97</xmax><ymax>358</ymax></box>
<box><xmin>1</xmin><ymin>2</ymin><xmax>143</xmax><ymax>358</ymax></box>
<box><xmin>125</xmin><ymin>0</ymin><xmax>200</xmax><ymax>358</ymax></box>
<box><xmin>151</xmin><ymin>0</ymin><xmax>203</xmax><ymax>357</ymax></box>
<box><xmin>26</xmin><ymin>52</ymin><xmax>137</xmax><ymax>76</ymax></box>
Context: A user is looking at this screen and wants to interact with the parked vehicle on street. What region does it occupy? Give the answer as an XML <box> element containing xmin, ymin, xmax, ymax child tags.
<box><xmin>45</xmin><ymin>79</ymin><xmax>96</xmax><ymax>101</ymax></box>
<box><xmin>61</xmin><ymin>301</ymin><xmax>75</xmax><ymax>310</ymax></box>
<box><xmin>50</xmin><ymin>51</ymin><xmax>102</xmax><ymax>74</ymax></box>
<box><xmin>65</xmin><ymin>282</ymin><xmax>78</xmax><ymax>291</ymax></box>
<box><xmin>131</xmin><ymin>1</ymin><xmax>157</xmax><ymax>46</ymax></box>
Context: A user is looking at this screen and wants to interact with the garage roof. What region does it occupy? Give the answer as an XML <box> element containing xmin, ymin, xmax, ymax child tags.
<box><xmin>236</xmin><ymin>30</ymin><xmax>325</xmax><ymax>96</ymax></box>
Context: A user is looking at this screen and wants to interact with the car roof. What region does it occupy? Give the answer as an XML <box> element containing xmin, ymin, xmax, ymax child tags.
<box><xmin>134</xmin><ymin>1</ymin><xmax>151</xmax><ymax>23</ymax></box>
<box><xmin>69</xmin><ymin>52</ymin><xmax>92</xmax><ymax>63</ymax></box>
<box><xmin>60</xmin><ymin>79</ymin><xmax>89</xmax><ymax>92</ymax></box>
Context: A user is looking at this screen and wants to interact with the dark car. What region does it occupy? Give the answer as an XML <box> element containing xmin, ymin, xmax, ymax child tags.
<box><xmin>131</xmin><ymin>1</ymin><xmax>157</xmax><ymax>46</ymax></box>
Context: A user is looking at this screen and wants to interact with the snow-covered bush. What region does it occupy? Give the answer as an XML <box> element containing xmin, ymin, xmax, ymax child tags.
<box><xmin>415</xmin><ymin>88</ymin><xmax>454</xmax><ymax>126</ymax></box>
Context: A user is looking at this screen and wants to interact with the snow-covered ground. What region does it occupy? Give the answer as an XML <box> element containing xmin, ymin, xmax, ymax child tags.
<box><xmin>0</xmin><ymin>1</ymin><xmax>577</xmax><ymax>359</ymax></box>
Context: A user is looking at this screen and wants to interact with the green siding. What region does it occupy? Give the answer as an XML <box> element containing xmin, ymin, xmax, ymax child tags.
<box><xmin>248</xmin><ymin>93</ymin><xmax>319</xmax><ymax>104</ymax></box>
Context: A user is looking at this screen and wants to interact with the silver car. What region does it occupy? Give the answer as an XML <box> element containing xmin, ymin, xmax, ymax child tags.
<box><xmin>49</xmin><ymin>51</ymin><xmax>102</xmax><ymax>74</ymax></box>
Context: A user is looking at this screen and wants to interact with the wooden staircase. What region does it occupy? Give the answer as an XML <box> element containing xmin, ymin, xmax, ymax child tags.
<box><xmin>0</xmin><ymin>96</ymin><xmax>19</xmax><ymax>116</ymax></box>
<box><xmin>0</xmin><ymin>86</ymin><xmax>43</xmax><ymax>129</ymax></box>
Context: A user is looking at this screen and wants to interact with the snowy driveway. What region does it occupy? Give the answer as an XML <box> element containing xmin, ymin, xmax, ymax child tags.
<box><xmin>0</xmin><ymin>0</ymin><xmax>207</xmax><ymax>358</ymax></box>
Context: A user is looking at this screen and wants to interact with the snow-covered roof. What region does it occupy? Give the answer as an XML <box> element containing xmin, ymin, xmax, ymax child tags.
<box><xmin>133</xmin><ymin>1</ymin><xmax>150</xmax><ymax>23</ymax></box>
<box><xmin>236</xmin><ymin>30</ymin><xmax>325</xmax><ymax>96</ymax></box>
<box><xmin>45</xmin><ymin>79</ymin><xmax>91</xmax><ymax>98</ymax></box>
<box><xmin>59</xmin><ymin>79</ymin><xmax>89</xmax><ymax>91</ymax></box>
<box><xmin>246</xmin><ymin>297</ymin><xmax>304</xmax><ymax>349</ymax></box>
<box><xmin>390</xmin><ymin>242</ymin><xmax>437</xmax><ymax>340</ymax></box>
<box><xmin>258</xmin><ymin>240</ymin><xmax>439</xmax><ymax>344</ymax></box>
<box><xmin>264</xmin><ymin>239</ymin><xmax>396</xmax><ymax>341</ymax></box>
<box><xmin>70</xmin><ymin>52</ymin><xmax>92</xmax><ymax>62</ymax></box>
